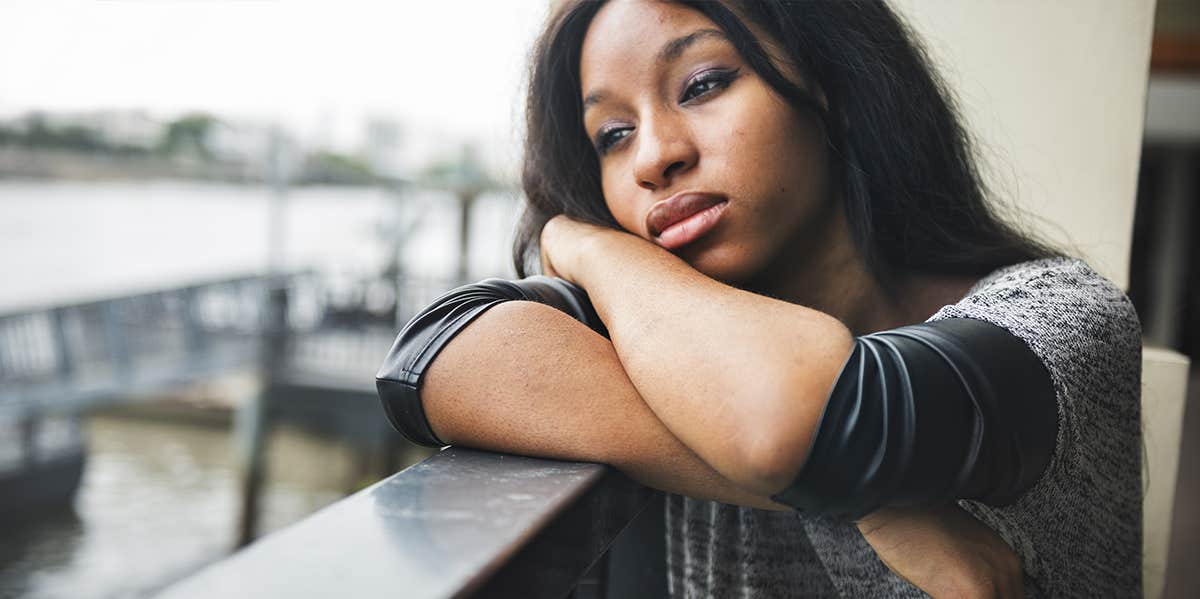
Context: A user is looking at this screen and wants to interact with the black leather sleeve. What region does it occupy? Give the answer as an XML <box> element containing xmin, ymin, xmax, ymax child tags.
<box><xmin>375</xmin><ymin>276</ymin><xmax>607</xmax><ymax>447</ymax></box>
<box><xmin>375</xmin><ymin>280</ymin><xmax>1058</xmax><ymax>515</ymax></box>
<box><xmin>770</xmin><ymin>318</ymin><xmax>1058</xmax><ymax>519</ymax></box>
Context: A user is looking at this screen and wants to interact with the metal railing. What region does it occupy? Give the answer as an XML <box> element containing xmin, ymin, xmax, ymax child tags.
<box><xmin>2</xmin><ymin>272</ymin><xmax>670</xmax><ymax>596</ymax></box>
<box><xmin>156</xmin><ymin>447</ymin><xmax>668</xmax><ymax>599</ymax></box>
<box><xmin>0</xmin><ymin>271</ymin><xmax>464</xmax><ymax>416</ymax></box>
<box><xmin>0</xmin><ymin>274</ymin><xmax>272</xmax><ymax>416</ymax></box>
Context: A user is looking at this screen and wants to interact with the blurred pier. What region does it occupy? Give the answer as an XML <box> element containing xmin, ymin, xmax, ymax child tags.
<box><xmin>0</xmin><ymin>269</ymin><xmax>674</xmax><ymax>599</ymax></box>
<box><xmin>0</xmin><ymin>271</ymin><xmax>453</xmax><ymax>533</ymax></box>
<box><xmin>0</xmin><ymin>271</ymin><xmax>463</xmax><ymax>414</ymax></box>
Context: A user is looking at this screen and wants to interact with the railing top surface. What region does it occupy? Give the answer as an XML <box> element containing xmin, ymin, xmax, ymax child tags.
<box><xmin>156</xmin><ymin>447</ymin><xmax>609</xmax><ymax>599</ymax></box>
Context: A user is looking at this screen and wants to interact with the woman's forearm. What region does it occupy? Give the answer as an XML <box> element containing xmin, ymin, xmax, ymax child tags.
<box><xmin>419</xmin><ymin>299</ymin><xmax>787</xmax><ymax>511</ymax></box>
<box><xmin>569</xmin><ymin>233</ymin><xmax>853</xmax><ymax>496</ymax></box>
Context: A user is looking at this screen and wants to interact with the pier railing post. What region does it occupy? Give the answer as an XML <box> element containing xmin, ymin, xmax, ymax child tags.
<box><xmin>105</xmin><ymin>301</ymin><xmax>132</xmax><ymax>383</ymax></box>
<box><xmin>19</xmin><ymin>414</ymin><xmax>37</xmax><ymax>469</ymax></box>
<box><xmin>234</xmin><ymin>280</ymin><xmax>289</xmax><ymax>548</ymax></box>
<box><xmin>233</xmin><ymin>378</ymin><xmax>266</xmax><ymax>548</ymax></box>
<box><xmin>181</xmin><ymin>286</ymin><xmax>208</xmax><ymax>363</ymax></box>
<box><xmin>51</xmin><ymin>307</ymin><xmax>74</xmax><ymax>379</ymax></box>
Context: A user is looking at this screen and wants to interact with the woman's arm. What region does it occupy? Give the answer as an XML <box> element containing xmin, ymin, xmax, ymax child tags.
<box><xmin>415</xmin><ymin>286</ymin><xmax>1022</xmax><ymax>598</ymax></box>
<box><xmin>419</xmin><ymin>298</ymin><xmax>787</xmax><ymax>511</ymax></box>
<box><xmin>381</xmin><ymin>267</ymin><xmax>1026</xmax><ymax>597</ymax></box>
<box><xmin>540</xmin><ymin>217</ymin><xmax>854</xmax><ymax>496</ymax></box>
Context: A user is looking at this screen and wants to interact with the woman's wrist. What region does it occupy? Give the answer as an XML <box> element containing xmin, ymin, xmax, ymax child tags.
<box><xmin>570</xmin><ymin>230</ymin><xmax>713</xmax><ymax>332</ymax></box>
<box><xmin>540</xmin><ymin>215</ymin><xmax>702</xmax><ymax>322</ymax></box>
<box><xmin>540</xmin><ymin>214</ymin><xmax>670</xmax><ymax>275</ymax></box>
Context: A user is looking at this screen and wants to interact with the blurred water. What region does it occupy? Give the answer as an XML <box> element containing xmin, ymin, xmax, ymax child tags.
<box><xmin>0</xmin><ymin>414</ymin><xmax>363</xmax><ymax>599</ymax></box>
<box><xmin>0</xmin><ymin>180</ymin><xmax>520</xmax><ymax>598</ymax></box>
<box><xmin>0</xmin><ymin>180</ymin><xmax>521</xmax><ymax>312</ymax></box>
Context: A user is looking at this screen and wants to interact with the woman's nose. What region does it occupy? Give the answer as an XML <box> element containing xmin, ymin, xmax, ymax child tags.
<box><xmin>633</xmin><ymin>115</ymin><xmax>698</xmax><ymax>191</ymax></box>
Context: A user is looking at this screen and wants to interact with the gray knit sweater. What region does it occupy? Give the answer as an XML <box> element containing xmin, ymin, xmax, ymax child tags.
<box><xmin>665</xmin><ymin>257</ymin><xmax>1143</xmax><ymax>598</ymax></box>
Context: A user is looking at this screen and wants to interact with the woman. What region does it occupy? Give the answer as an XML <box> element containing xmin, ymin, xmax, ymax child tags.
<box><xmin>376</xmin><ymin>0</ymin><xmax>1142</xmax><ymax>596</ymax></box>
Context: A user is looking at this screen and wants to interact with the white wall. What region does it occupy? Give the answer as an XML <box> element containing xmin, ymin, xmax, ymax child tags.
<box><xmin>890</xmin><ymin>0</ymin><xmax>1157</xmax><ymax>289</ymax></box>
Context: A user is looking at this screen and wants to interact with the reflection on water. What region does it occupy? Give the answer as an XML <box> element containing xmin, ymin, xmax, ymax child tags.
<box><xmin>0</xmin><ymin>411</ymin><xmax>368</xmax><ymax>599</ymax></box>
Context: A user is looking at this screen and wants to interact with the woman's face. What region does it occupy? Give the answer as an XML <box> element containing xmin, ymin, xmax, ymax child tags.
<box><xmin>579</xmin><ymin>0</ymin><xmax>836</xmax><ymax>284</ymax></box>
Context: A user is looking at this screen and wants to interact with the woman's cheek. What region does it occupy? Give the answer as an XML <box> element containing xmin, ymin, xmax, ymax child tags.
<box><xmin>602</xmin><ymin>191</ymin><xmax>643</xmax><ymax>239</ymax></box>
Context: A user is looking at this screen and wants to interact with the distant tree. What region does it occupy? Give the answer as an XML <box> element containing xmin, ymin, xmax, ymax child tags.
<box><xmin>23</xmin><ymin>115</ymin><xmax>57</xmax><ymax>149</ymax></box>
<box><xmin>158</xmin><ymin>113</ymin><xmax>217</xmax><ymax>159</ymax></box>
<box><xmin>300</xmin><ymin>151</ymin><xmax>377</xmax><ymax>185</ymax></box>
<box><xmin>13</xmin><ymin>114</ymin><xmax>104</xmax><ymax>152</ymax></box>
<box><xmin>56</xmin><ymin>125</ymin><xmax>103</xmax><ymax>152</ymax></box>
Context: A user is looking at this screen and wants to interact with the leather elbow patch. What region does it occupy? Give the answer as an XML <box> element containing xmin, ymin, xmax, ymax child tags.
<box><xmin>770</xmin><ymin>318</ymin><xmax>1057</xmax><ymax>519</ymax></box>
<box><xmin>375</xmin><ymin>276</ymin><xmax>605</xmax><ymax>447</ymax></box>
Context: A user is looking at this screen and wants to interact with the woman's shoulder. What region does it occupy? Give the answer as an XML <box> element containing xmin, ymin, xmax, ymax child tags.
<box><xmin>933</xmin><ymin>263</ymin><xmax>1143</xmax><ymax>596</ymax></box>
<box><xmin>929</xmin><ymin>255</ymin><xmax>1142</xmax><ymax>408</ymax></box>
<box><xmin>931</xmin><ymin>256</ymin><xmax>1140</xmax><ymax>350</ymax></box>
<box><xmin>961</xmin><ymin>255</ymin><xmax>1133</xmax><ymax>310</ymax></box>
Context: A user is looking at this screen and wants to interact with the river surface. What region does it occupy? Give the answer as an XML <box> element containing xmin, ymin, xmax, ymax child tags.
<box><xmin>0</xmin><ymin>180</ymin><xmax>518</xmax><ymax>598</ymax></box>
<box><xmin>0</xmin><ymin>179</ymin><xmax>520</xmax><ymax>312</ymax></box>
<box><xmin>0</xmin><ymin>414</ymin><xmax>367</xmax><ymax>599</ymax></box>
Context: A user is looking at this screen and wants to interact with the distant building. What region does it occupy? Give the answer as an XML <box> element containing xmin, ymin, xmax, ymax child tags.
<box><xmin>364</xmin><ymin>117</ymin><xmax>405</xmax><ymax>180</ymax></box>
<box><xmin>206</xmin><ymin>119</ymin><xmax>273</xmax><ymax>177</ymax></box>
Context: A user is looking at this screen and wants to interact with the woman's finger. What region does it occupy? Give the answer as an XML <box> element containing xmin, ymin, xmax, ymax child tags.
<box><xmin>540</xmin><ymin>249</ymin><xmax>560</xmax><ymax>278</ymax></box>
<box><xmin>539</xmin><ymin>217</ymin><xmax>561</xmax><ymax>277</ymax></box>
<box><xmin>539</xmin><ymin>215</ymin><xmax>578</xmax><ymax>279</ymax></box>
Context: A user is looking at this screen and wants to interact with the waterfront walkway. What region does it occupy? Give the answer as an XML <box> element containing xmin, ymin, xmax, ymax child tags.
<box><xmin>0</xmin><ymin>272</ymin><xmax>449</xmax><ymax>420</ymax></box>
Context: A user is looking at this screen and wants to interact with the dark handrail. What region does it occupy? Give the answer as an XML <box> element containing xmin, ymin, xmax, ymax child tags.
<box><xmin>155</xmin><ymin>447</ymin><xmax>663</xmax><ymax>599</ymax></box>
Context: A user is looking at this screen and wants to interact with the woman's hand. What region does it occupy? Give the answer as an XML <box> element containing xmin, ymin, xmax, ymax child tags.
<box><xmin>857</xmin><ymin>505</ymin><xmax>1025</xmax><ymax>598</ymax></box>
<box><xmin>534</xmin><ymin>211</ymin><xmax>854</xmax><ymax>497</ymax></box>
<box><xmin>538</xmin><ymin>214</ymin><xmax>637</xmax><ymax>284</ymax></box>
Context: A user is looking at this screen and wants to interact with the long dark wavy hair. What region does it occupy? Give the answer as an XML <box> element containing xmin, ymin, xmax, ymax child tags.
<box><xmin>513</xmin><ymin>0</ymin><xmax>1057</xmax><ymax>285</ymax></box>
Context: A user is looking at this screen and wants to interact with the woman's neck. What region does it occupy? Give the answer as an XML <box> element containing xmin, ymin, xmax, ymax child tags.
<box><xmin>742</xmin><ymin>208</ymin><xmax>979</xmax><ymax>335</ymax></box>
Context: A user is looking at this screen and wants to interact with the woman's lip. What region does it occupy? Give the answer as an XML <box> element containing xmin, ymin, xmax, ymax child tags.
<box><xmin>653</xmin><ymin>200</ymin><xmax>728</xmax><ymax>250</ymax></box>
<box><xmin>645</xmin><ymin>192</ymin><xmax>728</xmax><ymax>238</ymax></box>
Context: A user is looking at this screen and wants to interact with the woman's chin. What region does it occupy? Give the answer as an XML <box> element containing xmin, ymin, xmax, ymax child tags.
<box><xmin>683</xmin><ymin>247</ymin><xmax>762</xmax><ymax>286</ymax></box>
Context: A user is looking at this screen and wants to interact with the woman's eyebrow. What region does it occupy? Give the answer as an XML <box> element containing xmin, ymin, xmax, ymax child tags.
<box><xmin>657</xmin><ymin>28</ymin><xmax>727</xmax><ymax>65</ymax></box>
<box><xmin>583</xmin><ymin>28</ymin><xmax>728</xmax><ymax>113</ymax></box>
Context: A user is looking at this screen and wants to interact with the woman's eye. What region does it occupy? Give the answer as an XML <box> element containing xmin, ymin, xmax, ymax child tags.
<box><xmin>595</xmin><ymin>126</ymin><xmax>632</xmax><ymax>155</ymax></box>
<box><xmin>680</xmin><ymin>68</ymin><xmax>740</xmax><ymax>104</ymax></box>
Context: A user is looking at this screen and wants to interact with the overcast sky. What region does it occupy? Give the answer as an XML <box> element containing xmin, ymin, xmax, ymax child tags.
<box><xmin>0</xmin><ymin>0</ymin><xmax>550</xmax><ymax>172</ymax></box>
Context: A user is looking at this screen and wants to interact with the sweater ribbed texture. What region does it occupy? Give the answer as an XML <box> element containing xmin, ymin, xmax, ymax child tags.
<box><xmin>665</xmin><ymin>257</ymin><xmax>1143</xmax><ymax>598</ymax></box>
